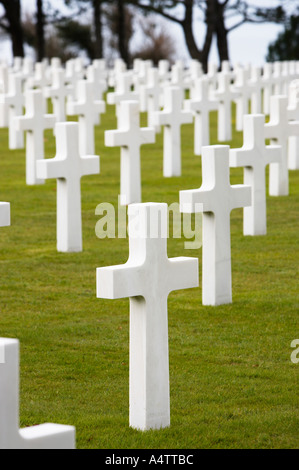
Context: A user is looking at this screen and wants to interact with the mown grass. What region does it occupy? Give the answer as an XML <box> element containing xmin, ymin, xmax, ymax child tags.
<box><xmin>0</xmin><ymin>100</ymin><xmax>298</xmax><ymax>449</ymax></box>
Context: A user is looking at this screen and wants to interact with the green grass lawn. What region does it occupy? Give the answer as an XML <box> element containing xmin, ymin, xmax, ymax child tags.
<box><xmin>0</xmin><ymin>102</ymin><xmax>298</xmax><ymax>449</ymax></box>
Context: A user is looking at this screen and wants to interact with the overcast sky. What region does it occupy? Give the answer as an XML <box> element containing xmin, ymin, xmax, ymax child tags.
<box><xmin>0</xmin><ymin>0</ymin><xmax>287</xmax><ymax>66</ymax></box>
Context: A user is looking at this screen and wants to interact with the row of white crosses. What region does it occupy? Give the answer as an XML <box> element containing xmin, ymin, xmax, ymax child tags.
<box><xmin>1</xmin><ymin>57</ymin><xmax>299</xmax><ymax>441</ymax></box>
<box><xmin>96</xmin><ymin>67</ymin><xmax>299</xmax><ymax>432</ymax></box>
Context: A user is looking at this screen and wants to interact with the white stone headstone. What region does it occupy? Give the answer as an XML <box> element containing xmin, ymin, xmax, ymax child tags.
<box><xmin>154</xmin><ymin>86</ymin><xmax>193</xmax><ymax>177</ymax></box>
<box><xmin>0</xmin><ymin>338</ymin><xmax>75</xmax><ymax>449</ymax></box>
<box><xmin>264</xmin><ymin>95</ymin><xmax>299</xmax><ymax>196</ymax></box>
<box><xmin>97</xmin><ymin>203</ymin><xmax>199</xmax><ymax>431</ymax></box>
<box><xmin>1</xmin><ymin>73</ymin><xmax>24</xmax><ymax>149</ymax></box>
<box><xmin>0</xmin><ymin>202</ymin><xmax>10</xmax><ymax>227</ymax></box>
<box><xmin>67</xmin><ymin>79</ymin><xmax>105</xmax><ymax>156</ymax></box>
<box><xmin>44</xmin><ymin>68</ymin><xmax>68</xmax><ymax>124</ymax></box>
<box><xmin>36</xmin><ymin>122</ymin><xmax>100</xmax><ymax>252</ymax></box>
<box><xmin>262</xmin><ymin>63</ymin><xmax>274</xmax><ymax>115</ymax></box>
<box><xmin>107</xmin><ymin>72</ymin><xmax>138</xmax><ymax>120</ymax></box>
<box><xmin>105</xmin><ymin>100</ymin><xmax>155</xmax><ymax>205</ymax></box>
<box><xmin>233</xmin><ymin>67</ymin><xmax>251</xmax><ymax>131</ymax></box>
<box><xmin>230</xmin><ymin>114</ymin><xmax>281</xmax><ymax>235</ymax></box>
<box><xmin>288</xmin><ymin>80</ymin><xmax>299</xmax><ymax>170</ymax></box>
<box><xmin>214</xmin><ymin>72</ymin><xmax>239</xmax><ymax>142</ymax></box>
<box><xmin>249</xmin><ymin>66</ymin><xmax>263</xmax><ymax>114</ymax></box>
<box><xmin>184</xmin><ymin>76</ymin><xmax>218</xmax><ymax>155</ymax></box>
<box><xmin>180</xmin><ymin>145</ymin><xmax>251</xmax><ymax>306</ymax></box>
<box><xmin>15</xmin><ymin>90</ymin><xmax>56</xmax><ymax>185</ymax></box>
<box><xmin>0</xmin><ymin>64</ymin><xmax>9</xmax><ymax>127</ymax></box>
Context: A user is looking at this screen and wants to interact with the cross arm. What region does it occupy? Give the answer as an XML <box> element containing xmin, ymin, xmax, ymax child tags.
<box><xmin>140</xmin><ymin>127</ymin><xmax>155</xmax><ymax>146</ymax></box>
<box><xmin>19</xmin><ymin>423</ymin><xmax>75</xmax><ymax>449</ymax></box>
<box><xmin>153</xmin><ymin>110</ymin><xmax>172</xmax><ymax>127</ymax></box>
<box><xmin>14</xmin><ymin>115</ymin><xmax>34</xmax><ymax>132</ymax></box>
<box><xmin>289</xmin><ymin>121</ymin><xmax>299</xmax><ymax>136</ymax></box>
<box><xmin>0</xmin><ymin>202</ymin><xmax>10</xmax><ymax>227</ymax></box>
<box><xmin>105</xmin><ymin>129</ymin><xmax>130</xmax><ymax>148</ymax></box>
<box><xmin>229</xmin><ymin>147</ymin><xmax>255</xmax><ymax>168</ymax></box>
<box><xmin>95</xmin><ymin>100</ymin><xmax>106</xmax><ymax>115</ymax></box>
<box><xmin>180</xmin><ymin>188</ymin><xmax>210</xmax><ymax>214</ymax></box>
<box><xmin>264</xmin><ymin>122</ymin><xmax>279</xmax><ymax>140</ymax></box>
<box><xmin>167</xmin><ymin>257</ymin><xmax>199</xmax><ymax>294</ymax></box>
<box><xmin>264</xmin><ymin>144</ymin><xmax>281</xmax><ymax>166</ymax></box>
<box><xmin>97</xmin><ymin>264</ymin><xmax>143</xmax><ymax>299</ymax></box>
<box><xmin>230</xmin><ymin>185</ymin><xmax>251</xmax><ymax>212</ymax></box>
<box><xmin>36</xmin><ymin>158</ymin><xmax>67</xmax><ymax>180</ymax></box>
<box><xmin>81</xmin><ymin>155</ymin><xmax>100</xmax><ymax>177</ymax></box>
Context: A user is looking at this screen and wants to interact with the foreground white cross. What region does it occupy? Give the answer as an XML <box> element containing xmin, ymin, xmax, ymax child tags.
<box><xmin>230</xmin><ymin>114</ymin><xmax>281</xmax><ymax>235</ymax></box>
<box><xmin>105</xmin><ymin>100</ymin><xmax>155</xmax><ymax>205</ymax></box>
<box><xmin>15</xmin><ymin>90</ymin><xmax>56</xmax><ymax>185</ymax></box>
<box><xmin>265</xmin><ymin>95</ymin><xmax>299</xmax><ymax>196</ymax></box>
<box><xmin>154</xmin><ymin>86</ymin><xmax>193</xmax><ymax>177</ymax></box>
<box><xmin>180</xmin><ymin>145</ymin><xmax>251</xmax><ymax>306</ymax></box>
<box><xmin>97</xmin><ymin>203</ymin><xmax>199</xmax><ymax>430</ymax></box>
<box><xmin>36</xmin><ymin>122</ymin><xmax>99</xmax><ymax>252</ymax></box>
<box><xmin>184</xmin><ymin>76</ymin><xmax>218</xmax><ymax>155</ymax></box>
<box><xmin>67</xmin><ymin>79</ymin><xmax>105</xmax><ymax>155</ymax></box>
<box><xmin>0</xmin><ymin>338</ymin><xmax>75</xmax><ymax>449</ymax></box>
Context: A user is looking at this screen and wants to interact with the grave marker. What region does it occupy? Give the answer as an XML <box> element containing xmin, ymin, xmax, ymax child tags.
<box><xmin>105</xmin><ymin>100</ymin><xmax>155</xmax><ymax>205</ymax></box>
<box><xmin>230</xmin><ymin>114</ymin><xmax>281</xmax><ymax>235</ymax></box>
<box><xmin>264</xmin><ymin>95</ymin><xmax>299</xmax><ymax>196</ymax></box>
<box><xmin>154</xmin><ymin>86</ymin><xmax>193</xmax><ymax>177</ymax></box>
<box><xmin>67</xmin><ymin>79</ymin><xmax>105</xmax><ymax>156</ymax></box>
<box><xmin>0</xmin><ymin>338</ymin><xmax>75</xmax><ymax>449</ymax></box>
<box><xmin>15</xmin><ymin>90</ymin><xmax>56</xmax><ymax>185</ymax></box>
<box><xmin>97</xmin><ymin>203</ymin><xmax>199</xmax><ymax>430</ymax></box>
<box><xmin>36</xmin><ymin>122</ymin><xmax>99</xmax><ymax>252</ymax></box>
<box><xmin>180</xmin><ymin>145</ymin><xmax>251</xmax><ymax>306</ymax></box>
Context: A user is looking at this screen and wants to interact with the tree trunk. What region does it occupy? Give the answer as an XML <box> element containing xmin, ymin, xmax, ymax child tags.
<box><xmin>93</xmin><ymin>0</ymin><xmax>103</xmax><ymax>58</ymax></box>
<box><xmin>0</xmin><ymin>0</ymin><xmax>24</xmax><ymax>57</ymax></box>
<box><xmin>36</xmin><ymin>0</ymin><xmax>45</xmax><ymax>61</ymax></box>
<box><xmin>215</xmin><ymin>2</ymin><xmax>230</xmax><ymax>65</ymax></box>
<box><xmin>117</xmin><ymin>0</ymin><xmax>129</xmax><ymax>65</ymax></box>
<box><xmin>182</xmin><ymin>0</ymin><xmax>215</xmax><ymax>73</ymax></box>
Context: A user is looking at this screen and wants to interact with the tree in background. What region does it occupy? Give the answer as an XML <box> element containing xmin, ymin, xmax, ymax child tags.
<box><xmin>267</xmin><ymin>12</ymin><xmax>299</xmax><ymax>61</ymax></box>
<box><xmin>132</xmin><ymin>16</ymin><xmax>176</xmax><ymax>65</ymax></box>
<box><xmin>0</xmin><ymin>0</ymin><xmax>24</xmax><ymax>57</ymax></box>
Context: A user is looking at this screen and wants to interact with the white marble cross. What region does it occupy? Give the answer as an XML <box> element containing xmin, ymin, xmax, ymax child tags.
<box><xmin>105</xmin><ymin>100</ymin><xmax>155</xmax><ymax>205</ymax></box>
<box><xmin>288</xmin><ymin>80</ymin><xmax>299</xmax><ymax>170</ymax></box>
<box><xmin>262</xmin><ymin>63</ymin><xmax>274</xmax><ymax>115</ymax></box>
<box><xmin>0</xmin><ymin>65</ymin><xmax>9</xmax><ymax>127</ymax></box>
<box><xmin>0</xmin><ymin>201</ymin><xmax>10</xmax><ymax>227</ymax></box>
<box><xmin>0</xmin><ymin>338</ymin><xmax>75</xmax><ymax>449</ymax></box>
<box><xmin>180</xmin><ymin>145</ymin><xmax>251</xmax><ymax>306</ymax></box>
<box><xmin>1</xmin><ymin>73</ymin><xmax>24</xmax><ymax>149</ymax></box>
<box><xmin>265</xmin><ymin>95</ymin><xmax>299</xmax><ymax>196</ymax></box>
<box><xmin>140</xmin><ymin>68</ymin><xmax>161</xmax><ymax>132</ymax></box>
<box><xmin>67</xmin><ymin>79</ymin><xmax>105</xmax><ymax>156</ymax></box>
<box><xmin>36</xmin><ymin>122</ymin><xmax>100</xmax><ymax>252</ymax></box>
<box><xmin>230</xmin><ymin>114</ymin><xmax>281</xmax><ymax>235</ymax></box>
<box><xmin>249</xmin><ymin>66</ymin><xmax>263</xmax><ymax>114</ymax></box>
<box><xmin>44</xmin><ymin>68</ymin><xmax>68</xmax><ymax>124</ymax></box>
<box><xmin>233</xmin><ymin>67</ymin><xmax>251</xmax><ymax>131</ymax></box>
<box><xmin>214</xmin><ymin>72</ymin><xmax>239</xmax><ymax>142</ymax></box>
<box><xmin>154</xmin><ymin>86</ymin><xmax>193</xmax><ymax>177</ymax></box>
<box><xmin>107</xmin><ymin>72</ymin><xmax>138</xmax><ymax>120</ymax></box>
<box><xmin>97</xmin><ymin>203</ymin><xmax>199</xmax><ymax>431</ymax></box>
<box><xmin>184</xmin><ymin>76</ymin><xmax>218</xmax><ymax>155</ymax></box>
<box><xmin>15</xmin><ymin>90</ymin><xmax>56</xmax><ymax>185</ymax></box>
